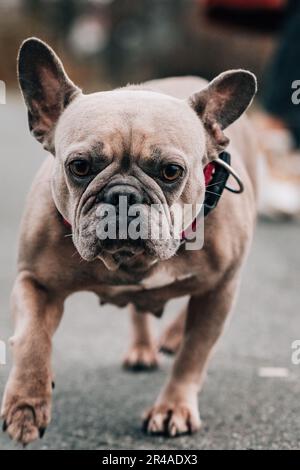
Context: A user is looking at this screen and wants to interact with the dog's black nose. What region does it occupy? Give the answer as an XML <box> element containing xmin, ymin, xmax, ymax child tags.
<box><xmin>102</xmin><ymin>185</ymin><xmax>144</xmax><ymax>207</ymax></box>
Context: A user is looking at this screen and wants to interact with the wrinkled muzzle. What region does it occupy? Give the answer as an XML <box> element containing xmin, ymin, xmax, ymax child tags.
<box><xmin>73</xmin><ymin>185</ymin><xmax>181</xmax><ymax>270</ymax></box>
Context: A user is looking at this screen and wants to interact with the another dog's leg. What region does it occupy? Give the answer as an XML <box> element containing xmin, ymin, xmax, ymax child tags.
<box><xmin>143</xmin><ymin>277</ymin><xmax>237</xmax><ymax>436</ymax></box>
<box><xmin>123</xmin><ymin>304</ymin><xmax>159</xmax><ymax>371</ymax></box>
<box><xmin>159</xmin><ymin>305</ymin><xmax>187</xmax><ymax>355</ymax></box>
<box><xmin>1</xmin><ymin>273</ymin><xmax>64</xmax><ymax>445</ymax></box>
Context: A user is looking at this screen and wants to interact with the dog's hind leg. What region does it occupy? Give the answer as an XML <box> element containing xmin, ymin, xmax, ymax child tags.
<box><xmin>122</xmin><ymin>304</ymin><xmax>159</xmax><ymax>371</ymax></box>
<box><xmin>159</xmin><ymin>304</ymin><xmax>187</xmax><ymax>355</ymax></box>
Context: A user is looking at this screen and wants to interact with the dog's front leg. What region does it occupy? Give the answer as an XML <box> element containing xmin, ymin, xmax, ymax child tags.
<box><xmin>143</xmin><ymin>276</ymin><xmax>238</xmax><ymax>437</ymax></box>
<box><xmin>1</xmin><ymin>272</ymin><xmax>64</xmax><ymax>445</ymax></box>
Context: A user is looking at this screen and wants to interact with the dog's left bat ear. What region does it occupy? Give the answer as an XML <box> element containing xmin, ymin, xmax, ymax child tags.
<box><xmin>189</xmin><ymin>69</ymin><xmax>257</xmax><ymax>158</ymax></box>
<box><xmin>18</xmin><ymin>37</ymin><xmax>81</xmax><ymax>153</ymax></box>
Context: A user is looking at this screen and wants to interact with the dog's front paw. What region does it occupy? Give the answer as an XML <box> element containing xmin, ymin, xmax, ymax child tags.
<box><xmin>1</xmin><ymin>383</ymin><xmax>51</xmax><ymax>445</ymax></box>
<box><xmin>123</xmin><ymin>344</ymin><xmax>159</xmax><ymax>371</ymax></box>
<box><xmin>143</xmin><ymin>402</ymin><xmax>201</xmax><ymax>437</ymax></box>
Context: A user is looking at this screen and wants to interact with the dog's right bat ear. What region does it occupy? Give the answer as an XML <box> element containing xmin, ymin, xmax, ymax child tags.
<box><xmin>189</xmin><ymin>70</ymin><xmax>257</xmax><ymax>159</ymax></box>
<box><xmin>18</xmin><ymin>37</ymin><xmax>81</xmax><ymax>154</ymax></box>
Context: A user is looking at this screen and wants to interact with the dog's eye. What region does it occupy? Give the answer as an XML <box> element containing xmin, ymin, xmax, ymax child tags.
<box><xmin>69</xmin><ymin>159</ymin><xmax>91</xmax><ymax>177</ymax></box>
<box><xmin>161</xmin><ymin>164</ymin><xmax>183</xmax><ymax>182</ymax></box>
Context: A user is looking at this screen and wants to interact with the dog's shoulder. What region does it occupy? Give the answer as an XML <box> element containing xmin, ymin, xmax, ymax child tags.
<box><xmin>18</xmin><ymin>156</ymin><xmax>72</xmax><ymax>265</ymax></box>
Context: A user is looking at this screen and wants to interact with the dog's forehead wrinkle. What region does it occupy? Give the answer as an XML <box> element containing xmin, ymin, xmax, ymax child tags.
<box><xmin>121</xmin><ymin>153</ymin><xmax>131</xmax><ymax>171</ymax></box>
<box><xmin>63</xmin><ymin>141</ymin><xmax>104</xmax><ymax>158</ymax></box>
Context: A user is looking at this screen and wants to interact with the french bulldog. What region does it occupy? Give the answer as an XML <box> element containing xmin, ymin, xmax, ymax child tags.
<box><xmin>1</xmin><ymin>38</ymin><xmax>258</xmax><ymax>444</ymax></box>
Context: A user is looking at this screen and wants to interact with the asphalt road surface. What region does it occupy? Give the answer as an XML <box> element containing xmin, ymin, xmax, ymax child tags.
<box><xmin>0</xmin><ymin>96</ymin><xmax>300</xmax><ymax>450</ymax></box>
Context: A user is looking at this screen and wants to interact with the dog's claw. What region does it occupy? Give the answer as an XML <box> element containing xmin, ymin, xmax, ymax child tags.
<box><xmin>2</xmin><ymin>420</ymin><xmax>7</xmax><ymax>432</ymax></box>
<box><xmin>143</xmin><ymin>403</ymin><xmax>201</xmax><ymax>437</ymax></box>
<box><xmin>51</xmin><ymin>381</ymin><xmax>55</xmax><ymax>390</ymax></box>
<box><xmin>1</xmin><ymin>398</ymin><xmax>51</xmax><ymax>445</ymax></box>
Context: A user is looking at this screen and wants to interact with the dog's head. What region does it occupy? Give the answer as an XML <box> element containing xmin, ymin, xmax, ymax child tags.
<box><xmin>18</xmin><ymin>38</ymin><xmax>256</xmax><ymax>270</ymax></box>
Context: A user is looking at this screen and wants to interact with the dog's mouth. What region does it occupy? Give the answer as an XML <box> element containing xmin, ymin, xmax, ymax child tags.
<box><xmin>98</xmin><ymin>240</ymin><xmax>146</xmax><ymax>271</ymax></box>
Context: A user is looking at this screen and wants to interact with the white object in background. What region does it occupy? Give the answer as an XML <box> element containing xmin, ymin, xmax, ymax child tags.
<box><xmin>0</xmin><ymin>80</ymin><xmax>5</xmax><ymax>104</ymax></box>
<box><xmin>258</xmin><ymin>367</ymin><xmax>289</xmax><ymax>378</ymax></box>
<box><xmin>0</xmin><ymin>340</ymin><xmax>6</xmax><ymax>365</ymax></box>
<box><xmin>257</xmin><ymin>154</ymin><xmax>300</xmax><ymax>218</ymax></box>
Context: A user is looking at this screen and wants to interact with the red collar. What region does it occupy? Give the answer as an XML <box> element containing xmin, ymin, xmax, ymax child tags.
<box><xmin>180</xmin><ymin>151</ymin><xmax>233</xmax><ymax>239</ymax></box>
<box><xmin>180</xmin><ymin>161</ymin><xmax>215</xmax><ymax>240</ymax></box>
<box><xmin>62</xmin><ymin>216</ymin><xmax>72</xmax><ymax>229</ymax></box>
<box><xmin>204</xmin><ymin>161</ymin><xmax>215</xmax><ymax>186</ymax></box>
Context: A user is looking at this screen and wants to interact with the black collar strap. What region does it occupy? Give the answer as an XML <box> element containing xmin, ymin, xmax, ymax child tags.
<box><xmin>204</xmin><ymin>150</ymin><xmax>244</xmax><ymax>217</ymax></box>
<box><xmin>180</xmin><ymin>151</ymin><xmax>244</xmax><ymax>242</ymax></box>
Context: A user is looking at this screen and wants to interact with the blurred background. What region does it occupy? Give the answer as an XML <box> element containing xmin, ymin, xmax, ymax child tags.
<box><xmin>0</xmin><ymin>0</ymin><xmax>300</xmax><ymax>450</ymax></box>
<box><xmin>0</xmin><ymin>0</ymin><xmax>283</xmax><ymax>91</ymax></box>
<box><xmin>2</xmin><ymin>0</ymin><xmax>300</xmax><ymax>217</ymax></box>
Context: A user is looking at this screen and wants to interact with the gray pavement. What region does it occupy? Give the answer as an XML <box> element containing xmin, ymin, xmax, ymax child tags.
<box><xmin>0</xmin><ymin>96</ymin><xmax>300</xmax><ymax>450</ymax></box>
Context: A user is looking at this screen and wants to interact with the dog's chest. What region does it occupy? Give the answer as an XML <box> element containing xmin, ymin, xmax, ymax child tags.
<box><xmin>104</xmin><ymin>266</ymin><xmax>193</xmax><ymax>296</ymax></box>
